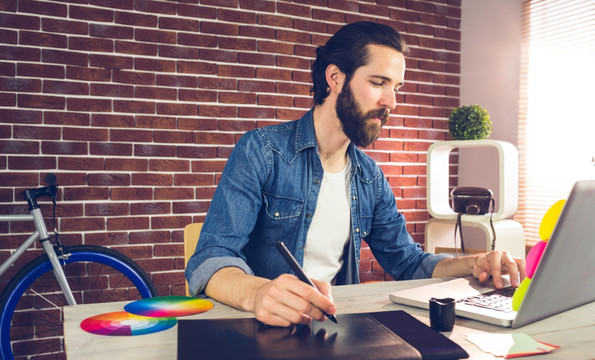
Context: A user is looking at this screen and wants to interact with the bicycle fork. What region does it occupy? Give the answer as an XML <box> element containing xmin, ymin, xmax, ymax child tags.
<box><xmin>30</xmin><ymin>208</ymin><xmax>77</xmax><ymax>306</ymax></box>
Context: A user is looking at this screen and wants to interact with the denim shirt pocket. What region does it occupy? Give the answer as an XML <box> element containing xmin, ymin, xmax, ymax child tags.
<box><xmin>261</xmin><ymin>192</ymin><xmax>304</xmax><ymax>243</ymax></box>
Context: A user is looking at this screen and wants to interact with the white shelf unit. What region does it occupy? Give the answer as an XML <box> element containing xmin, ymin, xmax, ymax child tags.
<box><xmin>424</xmin><ymin>140</ymin><xmax>525</xmax><ymax>258</ymax></box>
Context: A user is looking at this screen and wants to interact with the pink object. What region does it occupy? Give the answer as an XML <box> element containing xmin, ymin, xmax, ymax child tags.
<box><xmin>525</xmin><ymin>240</ymin><xmax>547</xmax><ymax>278</ymax></box>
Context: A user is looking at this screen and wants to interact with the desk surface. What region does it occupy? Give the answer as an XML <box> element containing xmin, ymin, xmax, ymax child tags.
<box><xmin>64</xmin><ymin>278</ymin><xmax>595</xmax><ymax>359</ymax></box>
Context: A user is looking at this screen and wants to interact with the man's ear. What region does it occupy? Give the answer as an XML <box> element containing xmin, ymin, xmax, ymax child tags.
<box><xmin>325</xmin><ymin>64</ymin><xmax>345</xmax><ymax>94</ymax></box>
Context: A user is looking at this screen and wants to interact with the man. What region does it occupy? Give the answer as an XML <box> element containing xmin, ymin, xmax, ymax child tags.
<box><xmin>185</xmin><ymin>21</ymin><xmax>525</xmax><ymax>327</ymax></box>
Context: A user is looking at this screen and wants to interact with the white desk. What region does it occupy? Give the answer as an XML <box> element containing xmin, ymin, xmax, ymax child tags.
<box><xmin>64</xmin><ymin>278</ymin><xmax>595</xmax><ymax>359</ymax></box>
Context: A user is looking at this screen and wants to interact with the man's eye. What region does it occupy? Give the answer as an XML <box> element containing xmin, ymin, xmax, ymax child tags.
<box><xmin>371</xmin><ymin>81</ymin><xmax>383</xmax><ymax>87</ymax></box>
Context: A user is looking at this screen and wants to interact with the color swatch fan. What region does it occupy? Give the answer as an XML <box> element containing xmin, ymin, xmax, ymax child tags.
<box><xmin>124</xmin><ymin>296</ymin><xmax>214</xmax><ymax>318</ymax></box>
<box><xmin>81</xmin><ymin>311</ymin><xmax>177</xmax><ymax>336</ymax></box>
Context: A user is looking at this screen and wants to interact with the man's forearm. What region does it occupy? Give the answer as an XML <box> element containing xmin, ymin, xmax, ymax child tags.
<box><xmin>204</xmin><ymin>266</ymin><xmax>269</xmax><ymax>312</ymax></box>
<box><xmin>431</xmin><ymin>254</ymin><xmax>480</xmax><ymax>278</ymax></box>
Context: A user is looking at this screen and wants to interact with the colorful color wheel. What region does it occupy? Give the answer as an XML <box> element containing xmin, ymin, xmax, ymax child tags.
<box><xmin>124</xmin><ymin>296</ymin><xmax>214</xmax><ymax>318</ymax></box>
<box><xmin>81</xmin><ymin>311</ymin><xmax>176</xmax><ymax>336</ymax></box>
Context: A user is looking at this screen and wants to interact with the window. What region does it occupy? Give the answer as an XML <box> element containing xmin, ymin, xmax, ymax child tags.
<box><xmin>516</xmin><ymin>0</ymin><xmax>595</xmax><ymax>244</ymax></box>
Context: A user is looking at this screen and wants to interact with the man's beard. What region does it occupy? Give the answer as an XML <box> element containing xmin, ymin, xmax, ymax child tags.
<box><xmin>335</xmin><ymin>82</ymin><xmax>389</xmax><ymax>148</ymax></box>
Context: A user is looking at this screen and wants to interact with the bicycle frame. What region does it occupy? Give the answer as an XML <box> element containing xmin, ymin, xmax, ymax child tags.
<box><xmin>0</xmin><ymin>209</ymin><xmax>77</xmax><ymax>305</ymax></box>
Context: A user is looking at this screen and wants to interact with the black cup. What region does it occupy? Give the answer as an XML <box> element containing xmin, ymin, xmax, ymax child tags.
<box><xmin>429</xmin><ymin>297</ymin><xmax>455</xmax><ymax>332</ymax></box>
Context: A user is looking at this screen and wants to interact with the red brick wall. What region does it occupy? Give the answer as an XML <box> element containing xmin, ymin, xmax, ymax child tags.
<box><xmin>0</xmin><ymin>0</ymin><xmax>460</xmax><ymax>294</ymax></box>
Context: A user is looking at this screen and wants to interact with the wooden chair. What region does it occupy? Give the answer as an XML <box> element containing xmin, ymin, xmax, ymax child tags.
<box><xmin>183</xmin><ymin>223</ymin><xmax>203</xmax><ymax>296</ymax></box>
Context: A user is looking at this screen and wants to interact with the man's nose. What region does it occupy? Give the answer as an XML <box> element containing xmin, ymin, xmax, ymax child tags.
<box><xmin>380</xmin><ymin>89</ymin><xmax>398</xmax><ymax>110</ymax></box>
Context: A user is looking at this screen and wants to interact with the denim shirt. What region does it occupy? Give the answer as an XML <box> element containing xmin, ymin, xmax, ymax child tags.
<box><xmin>185</xmin><ymin>109</ymin><xmax>448</xmax><ymax>296</ymax></box>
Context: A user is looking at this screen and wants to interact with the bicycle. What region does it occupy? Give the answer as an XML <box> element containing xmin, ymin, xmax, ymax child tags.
<box><xmin>0</xmin><ymin>174</ymin><xmax>158</xmax><ymax>360</ymax></box>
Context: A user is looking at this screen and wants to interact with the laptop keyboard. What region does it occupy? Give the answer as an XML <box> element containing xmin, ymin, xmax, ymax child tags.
<box><xmin>457</xmin><ymin>286</ymin><xmax>516</xmax><ymax>313</ymax></box>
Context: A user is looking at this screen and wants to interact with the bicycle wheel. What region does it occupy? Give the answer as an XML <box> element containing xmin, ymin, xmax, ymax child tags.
<box><xmin>0</xmin><ymin>245</ymin><xmax>158</xmax><ymax>360</ymax></box>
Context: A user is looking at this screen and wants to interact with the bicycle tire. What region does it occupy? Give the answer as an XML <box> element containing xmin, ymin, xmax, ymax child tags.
<box><xmin>0</xmin><ymin>245</ymin><xmax>158</xmax><ymax>360</ymax></box>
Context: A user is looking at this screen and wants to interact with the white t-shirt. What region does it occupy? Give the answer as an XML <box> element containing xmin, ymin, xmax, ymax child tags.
<box><xmin>303</xmin><ymin>157</ymin><xmax>352</xmax><ymax>283</ymax></box>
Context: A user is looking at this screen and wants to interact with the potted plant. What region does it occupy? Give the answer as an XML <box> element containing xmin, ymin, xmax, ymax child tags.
<box><xmin>448</xmin><ymin>105</ymin><xmax>492</xmax><ymax>140</ymax></box>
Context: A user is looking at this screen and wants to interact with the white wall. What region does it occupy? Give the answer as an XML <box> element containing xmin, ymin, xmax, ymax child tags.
<box><xmin>458</xmin><ymin>0</ymin><xmax>523</xmax><ymax>206</ymax></box>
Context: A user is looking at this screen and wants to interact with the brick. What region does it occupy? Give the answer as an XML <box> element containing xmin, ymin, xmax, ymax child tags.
<box><xmin>87</xmin><ymin>173</ymin><xmax>131</xmax><ymax>186</ymax></box>
<box><xmin>67</xmin><ymin>97</ymin><xmax>111</xmax><ymax>112</ymax></box>
<box><xmin>173</xmin><ymin>201</ymin><xmax>210</xmax><ymax>214</ymax></box>
<box><xmin>90</xmin><ymin>83</ymin><xmax>134</xmax><ymax>98</ymax></box>
<box><xmin>42</xmin><ymin>141</ymin><xmax>87</xmax><ymax>155</ymax></box>
<box><xmin>107</xmin><ymin>216</ymin><xmax>150</xmax><ymax>231</ymax></box>
<box><xmin>85</xmin><ymin>202</ymin><xmax>129</xmax><ymax>216</ymax></box>
<box><xmin>136</xmin><ymin>116</ymin><xmax>176</xmax><ymax>130</ymax></box>
<box><xmin>110</xmin><ymin>187</ymin><xmax>153</xmax><ymax>201</ymax></box>
<box><xmin>0</xmin><ymin>13</ymin><xmax>40</xmax><ymax>30</ymax></box>
<box><xmin>135</xmin><ymin>0</ymin><xmax>177</xmax><ymax>15</ymax></box>
<box><xmin>199</xmin><ymin>48</ymin><xmax>238</xmax><ymax>63</ymax></box>
<box><xmin>44</xmin><ymin>111</ymin><xmax>89</xmax><ymax>126</ymax></box>
<box><xmin>239</xmin><ymin>106</ymin><xmax>275</xmax><ymax>119</ymax></box>
<box><xmin>85</xmin><ymin>231</ymin><xmax>129</xmax><ymax>246</ymax></box>
<box><xmin>42</xmin><ymin>49</ymin><xmax>88</xmax><ymax>67</ymax></box>
<box><xmin>0</xmin><ymin>140</ymin><xmax>38</xmax><ymax>154</ymax></box>
<box><xmin>200</xmin><ymin>21</ymin><xmax>239</xmax><ymax>36</ymax></box>
<box><xmin>113</xmin><ymin>70</ymin><xmax>155</xmax><ymax>85</ymax></box>
<box><xmin>239</xmin><ymin>25</ymin><xmax>275</xmax><ymax>39</ymax></box>
<box><xmin>115</xmin><ymin>40</ymin><xmax>158</xmax><ymax>56</ymax></box>
<box><xmin>129</xmin><ymin>230</ymin><xmax>171</xmax><ymax>244</ymax></box>
<box><xmin>151</xmin><ymin>215</ymin><xmax>192</xmax><ymax>230</ymax></box>
<box><xmin>113</xmin><ymin>100</ymin><xmax>155</xmax><ymax>114</ymax></box>
<box><xmin>131</xmin><ymin>173</ymin><xmax>172</xmax><ymax>186</ymax></box>
<box><xmin>69</xmin><ymin>36</ymin><xmax>114</xmax><ymax>52</ymax></box>
<box><xmin>194</xmin><ymin>132</ymin><xmax>234</xmax><ymax>145</ymax></box>
<box><xmin>257</xmin><ymin>14</ymin><xmax>292</xmax><ymax>28</ymax></box>
<box><xmin>134</xmin><ymin>144</ymin><xmax>176</xmax><ymax>157</ymax></box>
<box><xmin>115</xmin><ymin>11</ymin><xmax>158</xmax><ymax>27</ymax></box>
<box><xmin>61</xmin><ymin>217</ymin><xmax>105</xmax><ymax>232</ymax></box>
<box><xmin>177</xmin><ymin>4</ymin><xmax>217</xmax><ymax>19</ymax></box>
<box><xmin>158</xmin><ymin>17</ymin><xmax>198</xmax><ymax>31</ymax></box>
<box><xmin>89</xmin><ymin>142</ymin><xmax>133</xmax><ymax>156</ymax></box>
<box><xmin>312</xmin><ymin>8</ymin><xmax>344</xmax><ymax>22</ymax></box>
<box><xmin>179</xmin><ymin>89</ymin><xmax>217</xmax><ymax>103</ymax></box>
<box><xmin>18</xmin><ymin>94</ymin><xmax>65</xmax><ymax>109</ymax></box>
<box><xmin>0</xmin><ymin>77</ymin><xmax>41</xmax><ymax>92</ymax></box>
<box><xmin>135</xmin><ymin>57</ymin><xmax>175</xmax><ymax>72</ymax></box>
<box><xmin>219</xmin><ymin>9</ymin><xmax>256</xmax><ymax>24</ymax></box>
<box><xmin>238</xmin><ymin>80</ymin><xmax>274</xmax><ymax>93</ymax></box>
<box><xmin>149</xmin><ymin>159</ymin><xmax>190</xmax><ymax>172</ymax></box>
<box><xmin>174</xmin><ymin>173</ymin><xmax>215</xmax><ymax>186</ymax></box>
<box><xmin>156</xmin><ymin>102</ymin><xmax>197</xmax><ymax>116</ymax></box>
<box><xmin>178</xmin><ymin>118</ymin><xmax>218</xmax><ymax>131</ymax></box>
<box><xmin>20</xmin><ymin>31</ymin><xmax>67</xmax><ymax>48</ymax></box>
<box><xmin>105</xmin><ymin>158</ymin><xmax>149</xmax><ymax>171</ymax></box>
<box><xmin>18</xmin><ymin>63</ymin><xmax>63</xmax><ymax>78</ymax></box>
<box><xmin>135</xmin><ymin>86</ymin><xmax>176</xmax><ymax>100</ymax></box>
<box><xmin>110</xmin><ymin>129</ymin><xmax>153</xmax><ymax>143</ymax></box>
<box><xmin>63</xmin><ymin>187</ymin><xmax>109</xmax><ymax>201</ymax></box>
<box><xmin>135</xmin><ymin>29</ymin><xmax>177</xmax><ymax>44</ymax></box>
<box><xmin>158</xmin><ymin>44</ymin><xmax>199</xmax><ymax>59</ymax></box>
<box><xmin>156</xmin><ymin>74</ymin><xmax>198</xmax><ymax>88</ymax></box>
<box><xmin>198</xmin><ymin>104</ymin><xmax>239</xmax><ymax>119</ymax></box>
<box><xmin>70</xmin><ymin>5</ymin><xmax>114</xmax><ymax>22</ymax></box>
<box><xmin>90</xmin><ymin>54</ymin><xmax>133</xmax><ymax>70</ymax></box>
<box><xmin>177</xmin><ymin>61</ymin><xmax>217</xmax><ymax>75</ymax></box>
<box><xmin>42</xmin><ymin>18</ymin><xmax>88</xmax><ymax>35</ymax></box>
<box><xmin>178</xmin><ymin>33</ymin><xmax>217</xmax><ymax>48</ymax></box>
<box><xmin>276</xmin><ymin>82</ymin><xmax>310</xmax><ymax>95</ymax></box>
<box><xmin>90</xmin><ymin>23</ymin><xmax>133</xmax><ymax>39</ymax></box>
<box><xmin>59</xmin><ymin>157</ymin><xmax>104</xmax><ymax>170</ymax></box>
<box><xmin>67</xmin><ymin>66</ymin><xmax>112</xmax><ymax>82</ymax></box>
<box><xmin>43</xmin><ymin>80</ymin><xmax>89</xmax><ymax>95</ymax></box>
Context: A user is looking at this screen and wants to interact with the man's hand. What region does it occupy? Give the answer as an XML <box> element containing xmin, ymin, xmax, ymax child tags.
<box><xmin>432</xmin><ymin>251</ymin><xmax>526</xmax><ymax>288</ymax></box>
<box><xmin>473</xmin><ymin>251</ymin><xmax>526</xmax><ymax>288</ymax></box>
<box><xmin>252</xmin><ymin>274</ymin><xmax>336</xmax><ymax>327</ymax></box>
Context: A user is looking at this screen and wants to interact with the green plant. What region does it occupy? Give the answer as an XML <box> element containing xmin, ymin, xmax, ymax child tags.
<box><xmin>448</xmin><ymin>105</ymin><xmax>492</xmax><ymax>140</ymax></box>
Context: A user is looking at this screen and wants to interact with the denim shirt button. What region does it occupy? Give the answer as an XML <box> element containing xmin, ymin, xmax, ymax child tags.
<box><xmin>274</xmin><ymin>212</ymin><xmax>280</xmax><ymax>217</ymax></box>
<box><xmin>355</xmin><ymin>228</ymin><xmax>360</xmax><ymax>233</ymax></box>
<box><xmin>306</xmin><ymin>212</ymin><xmax>312</xmax><ymax>218</ymax></box>
<box><xmin>314</xmin><ymin>179</ymin><xmax>320</xmax><ymax>184</ymax></box>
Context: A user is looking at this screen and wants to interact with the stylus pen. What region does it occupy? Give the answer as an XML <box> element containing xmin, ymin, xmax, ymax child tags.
<box><xmin>275</xmin><ymin>240</ymin><xmax>338</xmax><ymax>324</ymax></box>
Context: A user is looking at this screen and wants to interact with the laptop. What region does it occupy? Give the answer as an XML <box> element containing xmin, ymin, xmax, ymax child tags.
<box><xmin>390</xmin><ymin>180</ymin><xmax>595</xmax><ymax>328</ymax></box>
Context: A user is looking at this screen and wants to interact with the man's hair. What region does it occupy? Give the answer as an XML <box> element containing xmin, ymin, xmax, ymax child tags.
<box><xmin>311</xmin><ymin>21</ymin><xmax>408</xmax><ymax>106</ymax></box>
